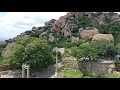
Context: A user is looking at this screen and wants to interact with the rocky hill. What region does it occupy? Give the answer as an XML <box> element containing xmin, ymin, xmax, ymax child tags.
<box><xmin>1</xmin><ymin>12</ymin><xmax>120</xmax><ymax>56</ymax></box>
<box><xmin>6</xmin><ymin>12</ymin><xmax>120</xmax><ymax>41</ymax></box>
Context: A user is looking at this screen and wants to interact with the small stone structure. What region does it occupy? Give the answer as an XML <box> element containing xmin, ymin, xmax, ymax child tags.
<box><xmin>22</xmin><ymin>64</ymin><xmax>30</xmax><ymax>78</ymax></box>
<box><xmin>79</xmin><ymin>60</ymin><xmax>114</xmax><ymax>75</ymax></box>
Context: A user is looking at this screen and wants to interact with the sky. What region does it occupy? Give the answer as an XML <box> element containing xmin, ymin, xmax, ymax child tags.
<box><xmin>0</xmin><ymin>12</ymin><xmax>67</xmax><ymax>40</ymax></box>
<box><xmin>0</xmin><ymin>12</ymin><xmax>119</xmax><ymax>40</ymax></box>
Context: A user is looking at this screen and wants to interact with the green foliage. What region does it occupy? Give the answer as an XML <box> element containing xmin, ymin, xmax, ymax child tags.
<box><xmin>83</xmin><ymin>74</ymin><xmax>98</xmax><ymax>78</ymax></box>
<box><xmin>91</xmin><ymin>41</ymin><xmax>116</xmax><ymax>58</ymax></box>
<box><xmin>64</xmin><ymin>48</ymin><xmax>71</xmax><ymax>57</ymax></box>
<box><xmin>115</xmin><ymin>43</ymin><xmax>120</xmax><ymax>54</ymax></box>
<box><xmin>109</xmin><ymin>24</ymin><xmax>120</xmax><ymax>44</ymax></box>
<box><xmin>105</xmin><ymin>15</ymin><xmax>112</xmax><ymax>24</ymax></box>
<box><xmin>4</xmin><ymin>44</ymin><xmax>25</xmax><ymax>68</ymax></box>
<box><xmin>76</xmin><ymin>42</ymin><xmax>99</xmax><ymax>61</ymax></box>
<box><xmin>52</xmin><ymin>52</ymin><xmax>63</xmax><ymax>62</ymax></box>
<box><xmin>59</xmin><ymin>68</ymin><xmax>83</xmax><ymax>78</ymax></box>
<box><xmin>94</xmin><ymin>24</ymin><xmax>110</xmax><ymax>34</ymax></box>
<box><xmin>16</xmin><ymin>36</ymin><xmax>36</xmax><ymax>47</ymax></box>
<box><xmin>104</xmin><ymin>74</ymin><xmax>120</xmax><ymax>78</ymax></box>
<box><xmin>94</xmin><ymin>23</ymin><xmax>120</xmax><ymax>44</ymax></box>
<box><xmin>23</xmin><ymin>38</ymin><xmax>54</xmax><ymax>69</ymax></box>
<box><xmin>4</xmin><ymin>37</ymin><xmax>54</xmax><ymax>69</ymax></box>
<box><xmin>70</xmin><ymin>46</ymin><xmax>78</xmax><ymax>57</ymax></box>
<box><xmin>0</xmin><ymin>57</ymin><xmax>4</xmax><ymax>64</ymax></box>
<box><xmin>72</xmin><ymin>16</ymin><xmax>92</xmax><ymax>29</ymax></box>
<box><xmin>115</xmin><ymin>60</ymin><xmax>120</xmax><ymax>71</ymax></box>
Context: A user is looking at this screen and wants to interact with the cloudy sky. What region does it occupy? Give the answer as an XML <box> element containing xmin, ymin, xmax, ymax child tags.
<box><xmin>0</xmin><ymin>12</ymin><xmax>67</xmax><ymax>40</ymax></box>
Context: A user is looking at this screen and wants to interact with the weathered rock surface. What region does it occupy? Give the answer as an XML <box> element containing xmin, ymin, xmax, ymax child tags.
<box><xmin>92</xmin><ymin>34</ymin><xmax>114</xmax><ymax>42</ymax></box>
<box><xmin>79</xmin><ymin>27</ymin><xmax>100</xmax><ymax>40</ymax></box>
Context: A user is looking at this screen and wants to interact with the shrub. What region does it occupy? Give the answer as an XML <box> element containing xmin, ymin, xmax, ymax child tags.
<box><xmin>72</xmin><ymin>16</ymin><xmax>92</xmax><ymax>29</ymax></box>
<box><xmin>59</xmin><ymin>68</ymin><xmax>83</xmax><ymax>78</ymax></box>
<box><xmin>115</xmin><ymin>43</ymin><xmax>120</xmax><ymax>55</ymax></box>
<box><xmin>76</xmin><ymin>42</ymin><xmax>99</xmax><ymax>61</ymax></box>
<box><xmin>104</xmin><ymin>74</ymin><xmax>120</xmax><ymax>78</ymax></box>
<box><xmin>115</xmin><ymin>60</ymin><xmax>120</xmax><ymax>71</ymax></box>
<box><xmin>4</xmin><ymin>37</ymin><xmax>55</xmax><ymax>69</ymax></box>
<box><xmin>70</xmin><ymin>46</ymin><xmax>78</xmax><ymax>57</ymax></box>
<box><xmin>91</xmin><ymin>41</ymin><xmax>116</xmax><ymax>59</ymax></box>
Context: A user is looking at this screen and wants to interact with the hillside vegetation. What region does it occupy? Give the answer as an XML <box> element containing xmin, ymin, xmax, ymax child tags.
<box><xmin>1</xmin><ymin>12</ymin><xmax>120</xmax><ymax>71</ymax></box>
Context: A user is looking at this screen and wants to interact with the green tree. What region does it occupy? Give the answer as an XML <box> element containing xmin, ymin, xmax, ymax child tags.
<box><xmin>5</xmin><ymin>44</ymin><xmax>25</xmax><ymax>68</ymax></box>
<box><xmin>16</xmin><ymin>36</ymin><xmax>36</xmax><ymax>47</ymax></box>
<box><xmin>76</xmin><ymin>42</ymin><xmax>99</xmax><ymax>62</ymax></box>
<box><xmin>23</xmin><ymin>38</ymin><xmax>54</xmax><ymax>69</ymax></box>
<box><xmin>91</xmin><ymin>41</ymin><xmax>116</xmax><ymax>59</ymax></box>
<box><xmin>76</xmin><ymin>42</ymin><xmax>99</xmax><ymax>74</ymax></box>
<box><xmin>4</xmin><ymin>37</ymin><xmax>55</xmax><ymax>69</ymax></box>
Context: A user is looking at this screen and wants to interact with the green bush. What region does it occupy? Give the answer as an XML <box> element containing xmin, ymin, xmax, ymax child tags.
<box><xmin>83</xmin><ymin>74</ymin><xmax>98</xmax><ymax>78</ymax></box>
<box><xmin>70</xmin><ymin>46</ymin><xmax>78</xmax><ymax>57</ymax></box>
<box><xmin>115</xmin><ymin>43</ymin><xmax>120</xmax><ymax>55</ymax></box>
<box><xmin>72</xmin><ymin>16</ymin><xmax>92</xmax><ymax>29</ymax></box>
<box><xmin>115</xmin><ymin>60</ymin><xmax>120</xmax><ymax>71</ymax></box>
<box><xmin>76</xmin><ymin>42</ymin><xmax>99</xmax><ymax>61</ymax></box>
<box><xmin>64</xmin><ymin>48</ymin><xmax>71</xmax><ymax>57</ymax></box>
<box><xmin>16</xmin><ymin>36</ymin><xmax>36</xmax><ymax>47</ymax></box>
<box><xmin>94</xmin><ymin>23</ymin><xmax>120</xmax><ymax>44</ymax></box>
<box><xmin>59</xmin><ymin>68</ymin><xmax>83</xmax><ymax>78</ymax></box>
<box><xmin>104</xmin><ymin>74</ymin><xmax>120</xmax><ymax>78</ymax></box>
<box><xmin>91</xmin><ymin>41</ymin><xmax>116</xmax><ymax>58</ymax></box>
<box><xmin>4</xmin><ymin>37</ymin><xmax>55</xmax><ymax>69</ymax></box>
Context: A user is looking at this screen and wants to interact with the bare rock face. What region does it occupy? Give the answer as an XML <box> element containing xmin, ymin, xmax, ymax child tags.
<box><xmin>48</xmin><ymin>36</ymin><xmax>56</xmax><ymax>42</ymax></box>
<box><xmin>51</xmin><ymin>23</ymin><xmax>61</xmax><ymax>33</ymax></box>
<box><xmin>1</xmin><ymin>43</ymin><xmax>15</xmax><ymax>56</ymax></box>
<box><xmin>32</xmin><ymin>26</ymin><xmax>38</xmax><ymax>31</ymax></box>
<box><xmin>0</xmin><ymin>41</ymin><xmax>7</xmax><ymax>46</ymax></box>
<box><xmin>66</xmin><ymin>12</ymin><xmax>84</xmax><ymax>18</ymax></box>
<box><xmin>71</xmin><ymin>37</ymin><xmax>79</xmax><ymax>43</ymax></box>
<box><xmin>79</xmin><ymin>27</ymin><xmax>100</xmax><ymax>40</ymax></box>
<box><xmin>95</xmin><ymin>12</ymin><xmax>103</xmax><ymax>15</ymax></box>
<box><xmin>92</xmin><ymin>34</ymin><xmax>114</xmax><ymax>42</ymax></box>
<box><xmin>45</xmin><ymin>19</ymin><xmax>56</xmax><ymax>26</ymax></box>
<box><xmin>64</xmin><ymin>31</ymin><xmax>71</xmax><ymax>38</ymax></box>
<box><xmin>108</xmin><ymin>64</ymin><xmax>115</xmax><ymax>74</ymax></box>
<box><xmin>84</xmin><ymin>12</ymin><xmax>91</xmax><ymax>16</ymax></box>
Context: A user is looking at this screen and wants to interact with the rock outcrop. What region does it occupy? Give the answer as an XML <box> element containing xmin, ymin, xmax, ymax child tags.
<box><xmin>79</xmin><ymin>27</ymin><xmax>100</xmax><ymax>40</ymax></box>
<box><xmin>1</xmin><ymin>43</ymin><xmax>15</xmax><ymax>56</ymax></box>
<box><xmin>71</xmin><ymin>37</ymin><xmax>79</xmax><ymax>43</ymax></box>
<box><xmin>92</xmin><ymin>34</ymin><xmax>114</xmax><ymax>42</ymax></box>
<box><xmin>0</xmin><ymin>41</ymin><xmax>7</xmax><ymax>46</ymax></box>
<box><xmin>1</xmin><ymin>12</ymin><xmax>119</xmax><ymax>54</ymax></box>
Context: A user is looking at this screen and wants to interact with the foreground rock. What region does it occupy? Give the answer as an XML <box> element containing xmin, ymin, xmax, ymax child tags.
<box><xmin>92</xmin><ymin>34</ymin><xmax>114</xmax><ymax>42</ymax></box>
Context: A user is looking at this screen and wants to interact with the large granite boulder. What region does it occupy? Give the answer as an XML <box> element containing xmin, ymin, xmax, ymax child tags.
<box><xmin>79</xmin><ymin>27</ymin><xmax>100</xmax><ymax>40</ymax></box>
<box><xmin>92</xmin><ymin>34</ymin><xmax>114</xmax><ymax>42</ymax></box>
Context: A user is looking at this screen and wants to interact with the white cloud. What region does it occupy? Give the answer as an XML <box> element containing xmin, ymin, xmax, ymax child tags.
<box><xmin>0</xmin><ymin>12</ymin><xmax>67</xmax><ymax>40</ymax></box>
